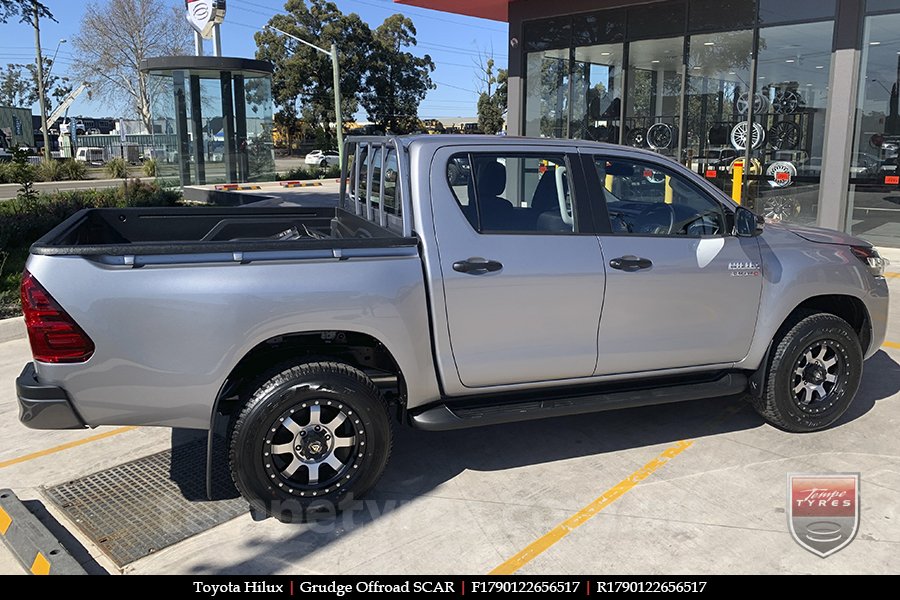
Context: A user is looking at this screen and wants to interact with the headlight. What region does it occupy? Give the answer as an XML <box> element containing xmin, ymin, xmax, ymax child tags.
<box><xmin>850</xmin><ymin>245</ymin><xmax>887</xmax><ymax>278</ymax></box>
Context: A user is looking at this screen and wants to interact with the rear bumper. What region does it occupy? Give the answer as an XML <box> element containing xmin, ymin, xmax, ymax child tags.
<box><xmin>16</xmin><ymin>363</ymin><xmax>85</xmax><ymax>430</ymax></box>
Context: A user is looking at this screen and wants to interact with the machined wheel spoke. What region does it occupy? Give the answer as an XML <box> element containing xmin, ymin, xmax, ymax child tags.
<box><xmin>282</xmin><ymin>416</ymin><xmax>301</xmax><ymax>435</ymax></box>
<box><xmin>793</xmin><ymin>380</ymin><xmax>806</xmax><ymax>394</ymax></box>
<box><xmin>825</xmin><ymin>373</ymin><xmax>837</xmax><ymax>383</ymax></box>
<box><xmin>306</xmin><ymin>462</ymin><xmax>320</xmax><ymax>485</ymax></box>
<box><xmin>798</xmin><ymin>386</ymin><xmax>811</xmax><ymax>404</ymax></box>
<box><xmin>333</xmin><ymin>434</ymin><xmax>355</xmax><ymax>449</ymax></box>
<box><xmin>822</xmin><ymin>356</ymin><xmax>837</xmax><ymax>369</ymax></box>
<box><xmin>813</xmin><ymin>384</ymin><xmax>827</xmax><ymax>400</ymax></box>
<box><xmin>326</xmin><ymin>412</ymin><xmax>347</xmax><ymax>429</ymax></box>
<box><xmin>794</xmin><ymin>366</ymin><xmax>806</xmax><ymax>377</ymax></box>
<box><xmin>307</xmin><ymin>405</ymin><xmax>322</xmax><ymax>426</ymax></box>
<box><xmin>271</xmin><ymin>442</ymin><xmax>294</xmax><ymax>455</ymax></box>
<box><xmin>281</xmin><ymin>456</ymin><xmax>303</xmax><ymax>478</ymax></box>
<box><xmin>803</xmin><ymin>350</ymin><xmax>815</xmax><ymax>364</ymax></box>
<box><xmin>815</xmin><ymin>345</ymin><xmax>828</xmax><ymax>361</ymax></box>
<box><xmin>324</xmin><ymin>453</ymin><xmax>345</xmax><ymax>471</ymax></box>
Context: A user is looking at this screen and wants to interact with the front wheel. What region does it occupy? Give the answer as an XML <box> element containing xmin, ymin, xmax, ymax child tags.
<box><xmin>752</xmin><ymin>313</ymin><xmax>863</xmax><ymax>432</ymax></box>
<box><xmin>229</xmin><ymin>361</ymin><xmax>392</xmax><ymax>522</ymax></box>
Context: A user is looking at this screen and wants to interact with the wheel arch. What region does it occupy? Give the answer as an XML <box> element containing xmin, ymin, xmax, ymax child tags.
<box><xmin>204</xmin><ymin>329</ymin><xmax>406</xmax><ymax>499</ymax></box>
<box><xmin>748</xmin><ymin>294</ymin><xmax>871</xmax><ymax>398</ymax></box>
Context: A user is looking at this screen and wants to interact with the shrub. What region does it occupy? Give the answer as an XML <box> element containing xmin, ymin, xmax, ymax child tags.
<box><xmin>105</xmin><ymin>157</ymin><xmax>128</xmax><ymax>179</ymax></box>
<box><xmin>36</xmin><ymin>159</ymin><xmax>63</xmax><ymax>181</ymax></box>
<box><xmin>59</xmin><ymin>159</ymin><xmax>87</xmax><ymax>181</ymax></box>
<box><xmin>121</xmin><ymin>179</ymin><xmax>180</xmax><ymax>207</ymax></box>
<box><xmin>142</xmin><ymin>158</ymin><xmax>158</xmax><ymax>178</ymax></box>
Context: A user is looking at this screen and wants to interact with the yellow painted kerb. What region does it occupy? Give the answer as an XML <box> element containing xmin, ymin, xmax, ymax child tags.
<box><xmin>0</xmin><ymin>506</ymin><xmax>11</xmax><ymax>535</ymax></box>
<box><xmin>30</xmin><ymin>552</ymin><xmax>50</xmax><ymax>575</ymax></box>
<box><xmin>489</xmin><ymin>439</ymin><xmax>694</xmax><ymax>575</ymax></box>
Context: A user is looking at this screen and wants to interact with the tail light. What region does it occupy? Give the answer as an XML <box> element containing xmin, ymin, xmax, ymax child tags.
<box><xmin>20</xmin><ymin>271</ymin><xmax>95</xmax><ymax>363</ymax></box>
<box><xmin>849</xmin><ymin>246</ymin><xmax>887</xmax><ymax>278</ymax></box>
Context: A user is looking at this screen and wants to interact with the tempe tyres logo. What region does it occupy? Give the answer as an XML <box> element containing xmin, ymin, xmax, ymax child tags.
<box><xmin>788</xmin><ymin>473</ymin><xmax>859</xmax><ymax>557</ymax></box>
<box><xmin>185</xmin><ymin>0</ymin><xmax>225</xmax><ymax>38</ymax></box>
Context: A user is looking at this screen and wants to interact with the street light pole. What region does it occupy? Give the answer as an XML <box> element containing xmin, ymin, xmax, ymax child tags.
<box><xmin>32</xmin><ymin>2</ymin><xmax>51</xmax><ymax>161</ymax></box>
<box><xmin>269</xmin><ymin>26</ymin><xmax>344</xmax><ymax>164</ymax></box>
<box><xmin>44</xmin><ymin>39</ymin><xmax>67</xmax><ymax>84</ymax></box>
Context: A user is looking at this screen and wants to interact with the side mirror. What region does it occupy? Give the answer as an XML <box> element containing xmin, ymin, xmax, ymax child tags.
<box><xmin>734</xmin><ymin>206</ymin><xmax>764</xmax><ymax>237</ymax></box>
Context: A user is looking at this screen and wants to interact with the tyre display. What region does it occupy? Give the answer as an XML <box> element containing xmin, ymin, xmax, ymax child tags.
<box><xmin>730</xmin><ymin>121</ymin><xmax>766</xmax><ymax>150</ymax></box>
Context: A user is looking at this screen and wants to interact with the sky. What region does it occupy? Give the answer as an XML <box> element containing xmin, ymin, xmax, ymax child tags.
<box><xmin>0</xmin><ymin>0</ymin><xmax>508</xmax><ymax>120</ymax></box>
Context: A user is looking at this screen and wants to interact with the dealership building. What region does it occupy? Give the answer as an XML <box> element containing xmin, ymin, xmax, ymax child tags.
<box><xmin>400</xmin><ymin>0</ymin><xmax>900</xmax><ymax>247</ymax></box>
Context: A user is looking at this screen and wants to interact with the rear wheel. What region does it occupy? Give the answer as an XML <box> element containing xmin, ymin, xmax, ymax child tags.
<box><xmin>229</xmin><ymin>360</ymin><xmax>392</xmax><ymax>522</ymax></box>
<box><xmin>752</xmin><ymin>313</ymin><xmax>862</xmax><ymax>432</ymax></box>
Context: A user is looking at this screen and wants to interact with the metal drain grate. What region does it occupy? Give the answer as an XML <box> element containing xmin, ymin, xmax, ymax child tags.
<box><xmin>44</xmin><ymin>438</ymin><xmax>246</xmax><ymax>567</ymax></box>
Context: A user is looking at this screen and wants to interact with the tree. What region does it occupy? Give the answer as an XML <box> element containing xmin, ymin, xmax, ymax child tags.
<box><xmin>256</xmin><ymin>0</ymin><xmax>373</xmax><ymax>151</ymax></box>
<box><xmin>0</xmin><ymin>59</ymin><xmax>71</xmax><ymax>112</ymax></box>
<box><xmin>0</xmin><ymin>0</ymin><xmax>50</xmax><ymax>23</ymax></box>
<box><xmin>476</xmin><ymin>57</ymin><xmax>507</xmax><ymax>135</ymax></box>
<box><xmin>361</xmin><ymin>15</ymin><xmax>434</xmax><ymax>134</ymax></box>
<box><xmin>70</xmin><ymin>0</ymin><xmax>191</xmax><ymax>132</ymax></box>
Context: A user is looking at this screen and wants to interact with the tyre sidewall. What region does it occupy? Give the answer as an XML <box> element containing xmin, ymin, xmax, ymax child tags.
<box><xmin>232</xmin><ymin>365</ymin><xmax>391</xmax><ymax>521</ymax></box>
<box><xmin>770</xmin><ymin>318</ymin><xmax>862</xmax><ymax>432</ymax></box>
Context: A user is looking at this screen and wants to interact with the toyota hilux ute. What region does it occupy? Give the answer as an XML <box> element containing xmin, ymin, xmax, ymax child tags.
<box><xmin>16</xmin><ymin>135</ymin><xmax>889</xmax><ymax>521</ymax></box>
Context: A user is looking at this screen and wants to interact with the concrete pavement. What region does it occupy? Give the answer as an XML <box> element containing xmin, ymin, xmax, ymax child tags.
<box><xmin>0</xmin><ymin>256</ymin><xmax>898</xmax><ymax>574</ymax></box>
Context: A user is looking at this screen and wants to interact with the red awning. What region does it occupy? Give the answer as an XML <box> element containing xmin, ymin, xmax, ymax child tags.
<box><xmin>395</xmin><ymin>0</ymin><xmax>509</xmax><ymax>23</ymax></box>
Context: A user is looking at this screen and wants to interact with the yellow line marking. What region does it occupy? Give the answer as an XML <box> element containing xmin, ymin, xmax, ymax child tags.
<box><xmin>489</xmin><ymin>440</ymin><xmax>694</xmax><ymax>575</ymax></box>
<box><xmin>884</xmin><ymin>272</ymin><xmax>900</xmax><ymax>279</ymax></box>
<box><xmin>30</xmin><ymin>552</ymin><xmax>50</xmax><ymax>575</ymax></box>
<box><xmin>0</xmin><ymin>506</ymin><xmax>11</xmax><ymax>535</ymax></box>
<box><xmin>0</xmin><ymin>427</ymin><xmax>136</xmax><ymax>470</ymax></box>
<box><xmin>884</xmin><ymin>341</ymin><xmax>900</xmax><ymax>350</ymax></box>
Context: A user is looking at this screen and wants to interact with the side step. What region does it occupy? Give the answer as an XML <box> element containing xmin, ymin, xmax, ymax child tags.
<box><xmin>409</xmin><ymin>372</ymin><xmax>747</xmax><ymax>431</ymax></box>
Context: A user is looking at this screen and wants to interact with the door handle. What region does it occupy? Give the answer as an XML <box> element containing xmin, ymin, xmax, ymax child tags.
<box><xmin>452</xmin><ymin>257</ymin><xmax>503</xmax><ymax>274</ymax></box>
<box><xmin>609</xmin><ymin>255</ymin><xmax>653</xmax><ymax>272</ymax></box>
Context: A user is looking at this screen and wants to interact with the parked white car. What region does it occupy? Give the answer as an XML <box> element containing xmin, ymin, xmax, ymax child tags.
<box><xmin>304</xmin><ymin>150</ymin><xmax>340</xmax><ymax>168</ymax></box>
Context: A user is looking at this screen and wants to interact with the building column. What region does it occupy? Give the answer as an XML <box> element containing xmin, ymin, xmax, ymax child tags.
<box><xmin>817</xmin><ymin>0</ymin><xmax>865</xmax><ymax>231</ymax></box>
<box><xmin>817</xmin><ymin>48</ymin><xmax>861</xmax><ymax>231</ymax></box>
<box><xmin>220</xmin><ymin>72</ymin><xmax>237</xmax><ymax>183</ymax></box>
<box><xmin>506</xmin><ymin>5</ymin><xmax>524</xmax><ymax>136</ymax></box>
<box><xmin>189</xmin><ymin>74</ymin><xmax>206</xmax><ymax>185</ymax></box>
<box><xmin>173</xmin><ymin>70</ymin><xmax>192</xmax><ymax>187</ymax></box>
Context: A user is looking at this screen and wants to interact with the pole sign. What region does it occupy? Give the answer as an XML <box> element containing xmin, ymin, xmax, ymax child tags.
<box><xmin>185</xmin><ymin>0</ymin><xmax>226</xmax><ymax>39</ymax></box>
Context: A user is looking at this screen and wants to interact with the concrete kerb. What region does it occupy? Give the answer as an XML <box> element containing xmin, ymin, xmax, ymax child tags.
<box><xmin>0</xmin><ymin>317</ymin><xmax>24</xmax><ymax>344</ymax></box>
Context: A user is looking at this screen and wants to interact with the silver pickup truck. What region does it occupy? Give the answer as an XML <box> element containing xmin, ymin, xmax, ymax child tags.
<box><xmin>16</xmin><ymin>135</ymin><xmax>889</xmax><ymax>521</ymax></box>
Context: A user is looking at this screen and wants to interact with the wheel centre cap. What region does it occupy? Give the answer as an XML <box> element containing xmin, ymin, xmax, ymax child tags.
<box><xmin>295</xmin><ymin>429</ymin><xmax>330</xmax><ymax>460</ymax></box>
<box><xmin>804</xmin><ymin>364</ymin><xmax>827</xmax><ymax>385</ymax></box>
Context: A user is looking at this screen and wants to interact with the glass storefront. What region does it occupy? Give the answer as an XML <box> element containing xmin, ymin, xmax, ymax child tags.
<box><xmin>520</xmin><ymin>0</ymin><xmax>848</xmax><ymax>229</ymax></box>
<box><xmin>752</xmin><ymin>21</ymin><xmax>834</xmax><ymax>223</ymax></box>
<box><xmin>848</xmin><ymin>11</ymin><xmax>900</xmax><ymax>247</ymax></box>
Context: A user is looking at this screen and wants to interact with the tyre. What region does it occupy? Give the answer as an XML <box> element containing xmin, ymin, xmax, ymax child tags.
<box><xmin>752</xmin><ymin>313</ymin><xmax>863</xmax><ymax>432</ymax></box>
<box><xmin>320</xmin><ymin>159</ymin><xmax>328</xmax><ymax>168</ymax></box>
<box><xmin>229</xmin><ymin>360</ymin><xmax>392</xmax><ymax>522</ymax></box>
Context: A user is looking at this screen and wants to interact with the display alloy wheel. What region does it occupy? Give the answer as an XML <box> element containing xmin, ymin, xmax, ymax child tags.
<box><xmin>773</xmin><ymin>90</ymin><xmax>802</xmax><ymax>115</ymax></box>
<box><xmin>626</xmin><ymin>127</ymin><xmax>648</xmax><ymax>148</ymax></box>
<box><xmin>735</xmin><ymin>92</ymin><xmax>769</xmax><ymax>116</ymax></box>
<box><xmin>765</xmin><ymin>160</ymin><xmax>797</xmax><ymax>188</ymax></box>
<box><xmin>730</xmin><ymin>121</ymin><xmax>766</xmax><ymax>150</ymax></box>
<box><xmin>762</xmin><ymin>195</ymin><xmax>801</xmax><ymax>222</ymax></box>
<box><xmin>647</xmin><ymin>122</ymin><xmax>675</xmax><ymax>150</ymax></box>
<box><xmin>229</xmin><ymin>360</ymin><xmax>392</xmax><ymax>522</ymax></box>
<box><xmin>750</xmin><ymin>313</ymin><xmax>862</xmax><ymax>432</ymax></box>
<box><xmin>767</xmin><ymin>121</ymin><xmax>801</xmax><ymax>150</ymax></box>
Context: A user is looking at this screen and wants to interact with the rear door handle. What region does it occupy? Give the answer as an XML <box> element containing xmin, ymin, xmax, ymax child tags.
<box><xmin>609</xmin><ymin>255</ymin><xmax>653</xmax><ymax>272</ymax></box>
<box><xmin>452</xmin><ymin>257</ymin><xmax>503</xmax><ymax>274</ymax></box>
